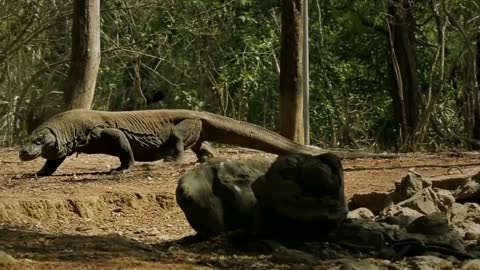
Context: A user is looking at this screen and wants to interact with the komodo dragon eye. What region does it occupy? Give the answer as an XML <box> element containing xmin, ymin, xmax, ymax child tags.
<box><xmin>34</xmin><ymin>137</ymin><xmax>43</xmax><ymax>145</ymax></box>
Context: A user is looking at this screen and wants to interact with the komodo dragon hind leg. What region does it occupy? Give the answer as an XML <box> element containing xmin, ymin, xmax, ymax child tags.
<box><xmin>191</xmin><ymin>141</ymin><xmax>215</xmax><ymax>163</ymax></box>
<box><xmin>91</xmin><ymin>127</ymin><xmax>135</xmax><ymax>174</ymax></box>
<box><xmin>170</xmin><ymin>119</ymin><xmax>215</xmax><ymax>163</ymax></box>
<box><xmin>162</xmin><ymin>130</ymin><xmax>185</xmax><ymax>162</ymax></box>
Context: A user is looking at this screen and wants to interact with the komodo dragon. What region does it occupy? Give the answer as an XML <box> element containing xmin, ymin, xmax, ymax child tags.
<box><xmin>19</xmin><ymin>109</ymin><xmax>397</xmax><ymax>176</ymax></box>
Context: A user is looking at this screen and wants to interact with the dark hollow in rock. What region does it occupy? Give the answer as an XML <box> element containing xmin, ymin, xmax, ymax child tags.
<box><xmin>348</xmin><ymin>192</ymin><xmax>392</xmax><ymax>216</ymax></box>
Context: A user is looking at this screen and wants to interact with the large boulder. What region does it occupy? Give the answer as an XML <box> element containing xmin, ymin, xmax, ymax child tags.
<box><xmin>175</xmin><ymin>157</ymin><xmax>272</xmax><ymax>239</ymax></box>
<box><xmin>252</xmin><ymin>153</ymin><xmax>348</xmax><ymax>238</ymax></box>
<box><xmin>176</xmin><ymin>153</ymin><xmax>348</xmax><ymax>240</ymax></box>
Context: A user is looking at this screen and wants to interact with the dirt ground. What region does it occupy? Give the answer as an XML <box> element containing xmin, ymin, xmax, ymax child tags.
<box><xmin>1</xmin><ymin>147</ymin><xmax>480</xmax><ymax>269</ymax></box>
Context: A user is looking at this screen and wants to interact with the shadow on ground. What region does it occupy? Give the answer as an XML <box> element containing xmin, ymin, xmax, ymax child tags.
<box><xmin>0</xmin><ymin>227</ymin><xmax>277</xmax><ymax>269</ymax></box>
<box><xmin>0</xmin><ymin>228</ymin><xmax>161</xmax><ymax>262</ymax></box>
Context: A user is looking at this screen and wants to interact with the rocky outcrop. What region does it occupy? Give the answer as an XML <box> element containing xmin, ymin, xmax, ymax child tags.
<box><xmin>176</xmin><ymin>153</ymin><xmax>347</xmax><ymax>239</ymax></box>
<box><xmin>176</xmin><ymin>157</ymin><xmax>272</xmax><ymax>239</ymax></box>
<box><xmin>176</xmin><ymin>154</ymin><xmax>480</xmax><ymax>265</ymax></box>
<box><xmin>252</xmin><ymin>153</ymin><xmax>348</xmax><ymax>238</ymax></box>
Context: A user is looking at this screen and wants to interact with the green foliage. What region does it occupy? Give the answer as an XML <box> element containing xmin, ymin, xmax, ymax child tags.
<box><xmin>1</xmin><ymin>0</ymin><xmax>479</xmax><ymax>150</ymax></box>
<box><xmin>308</xmin><ymin>0</ymin><xmax>392</xmax><ymax>148</ymax></box>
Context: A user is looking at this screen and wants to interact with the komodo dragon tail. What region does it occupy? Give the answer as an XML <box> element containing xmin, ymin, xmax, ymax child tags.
<box><xmin>198</xmin><ymin>112</ymin><xmax>398</xmax><ymax>160</ymax></box>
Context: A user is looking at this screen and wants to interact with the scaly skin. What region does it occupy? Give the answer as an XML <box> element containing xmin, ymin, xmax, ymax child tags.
<box><xmin>19</xmin><ymin>109</ymin><xmax>398</xmax><ymax>176</ymax></box>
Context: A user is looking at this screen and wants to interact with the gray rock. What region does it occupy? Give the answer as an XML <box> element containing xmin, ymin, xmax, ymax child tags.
<box><xmin>0</xmin><ymin>251</ymin><xmax>16</xmax><ymax>266</ymax></box>
<box><xmin>406</xmin><ymin>213</ymin><xmax>449</xmax><ymax>235</ymax></box>
<box><xmin>330</xmin><ymin>219</ymin><xmax>395</xmax><ymax>252</ymax></box>
<box><xmin>406</xmin><ymin>255</ymin><xmax>454</xmax><ymax>270</ymax></box>
<box><xmin>465</xmin><ymin>231</ymin><xmax>479</xmax><ymax>241</ymax></box>
<box><xmin>462</xmin><ymin>259</ymin><xmax>480</xmax><ymax>270</ymax></box>
<box><xmin>391</xmin><ymin>228</ymin><xmax>466</xmax><ymax>260</ymax></box>
<box><xmin>377</xmin><ymin>215</ymin><xmax>417</xmax><ymax>228</ymax></box>
<box><xmin>434</xmin><ymin>188</ymin><xmax>455</xmax><ymax>210</ymax></box>
<box><xmin>448</xmin><ymin>203</ymin><xmax>480</xmax><ymax>239</ymax></box>
<box><xmin>454</xmin><ymin>220</ymin><xmax>480</xmax><ymax>240</ymax></box>
<box><xmin>252</xmin><ymin>153</ymin><xmax>347</xmax><ymax>238</ymax></box>
<box><xmin>391</xmin><ymin>172</ymin><xmax>432</xmax><ymax>203</ymax></box>
<box><xmin>397</xmin><ymin>188</ymin><xmax>444</xmax><ymax>215</ymax></box>
<box><xmin>340</xmin><ymin>259</ymin><xmax>380</xmax><ymax>270</ymax></box>
<box><xmin>271</xmin><ymin>246</ymin><xmax>316</xmax><ymax>265</ymax></box>
<box><xmin>448</xmin><ymin>203</ymin><xmax>470</xmax><ymax>223</ymax></box>
<box><xmin>377</xmin><ymin>205</ymin><xmax>424</xmax><ymax>220</ymax></box>
<box><xmin>454</xmin><ymin>179</ymin><xmax>480</xmax><ymax>203</ymax></box>
<box><xmin>348</xmin><ymin>207</ymin><xmax>375</xmax><ymax>220</ymax></box>
<box><xmin>330</xmin><ymin>215</ymin><xmax>468</xmax><ymax>260</ymax></box>
<box><xmin>431</xmin><ymin>174</ymin><xmax>470</xmax><ymax>191</ymax></box>
<box><xmin>176</xmin><ymin>157</ymin><xmax>271</xmax><ymax>238</ymax></box>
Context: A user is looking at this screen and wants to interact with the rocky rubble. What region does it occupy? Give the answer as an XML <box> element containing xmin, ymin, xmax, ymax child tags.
<box><xmin>350</xmin><ymin>169</ymin><xmax>480</xmax><ymax>242</ymax></box>
<box><xmin>176</xmin><ymin>153</ymin><xmax>480</xmax><ymax>269</ymax></box>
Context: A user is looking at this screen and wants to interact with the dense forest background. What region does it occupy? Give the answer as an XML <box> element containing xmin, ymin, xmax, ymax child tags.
<box><xmin>0</xmin><ymin>0</ymin><xmax>479</xmax><ymax>152</ymax></box>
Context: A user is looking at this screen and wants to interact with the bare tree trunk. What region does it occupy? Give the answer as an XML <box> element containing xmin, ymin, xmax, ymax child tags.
<box><xmin>473</xmin><ymin>32</ymin><xmax>480</xmax><ymax>144</ymax></box>
<box><xmin>279</xmin><ymin>0</ymin><xmax>305</xmax><ymax>144</ymax></box>
<box><xmin>386</xmin><ymin>0</ymin><xmax>419</xmax><ymax>151</ymax></box>
<box><xmin>64</xmin><ymin>0</ymin><xmax>101</xmax><ymax>110</ymax></box>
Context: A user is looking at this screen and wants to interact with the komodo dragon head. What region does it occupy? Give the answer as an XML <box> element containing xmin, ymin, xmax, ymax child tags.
<box><xmin>19</xmin><ymin>128</ymin><xmax>60</xmax><ymax>161</ymax></box>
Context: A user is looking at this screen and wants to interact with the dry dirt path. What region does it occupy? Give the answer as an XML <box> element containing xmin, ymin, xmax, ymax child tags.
<box><xmin>0</xmin><ymin>147</ymin><xmax>479</xmax><ymax>269</ymax></box>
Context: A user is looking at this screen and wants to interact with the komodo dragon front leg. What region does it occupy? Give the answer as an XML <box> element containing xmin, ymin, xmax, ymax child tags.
<box><xmin>164</xmin><ymin>119</ymin><xmax>215</xmax><ymax>163</ymax></box>
<box><xmin>86</xmin><ymin>127</ymin><xmax>135</xmax><ymax>173</ymax></box>
<box><xmin>37</xmin><ymin>157</ymin><xmax>67</xmax><ymax>176</ymax></box>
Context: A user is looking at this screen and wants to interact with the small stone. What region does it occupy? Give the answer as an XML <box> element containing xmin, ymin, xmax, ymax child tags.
<box><xmin>434</xmin><ymin>188</ymin><xmax>455</xmax><ymax>209</ymax></box>
<box><xmin>406</xmin><ymin>255</ymin><xmax>454</xmax><ymax>270</ymax></box>
<box><xmin>392</xmin><ymin>172</ymin><xmax>431</xmax><ymax>202</ymax></box>
<box><xmin>340</xmin><ymin>259</ymin><xmax>380</xmax><ymax>270</ymax></box>
<box><xmin>465</xmin><ymin>232</ymin><xmax>478</xmax><ymax>241</ymax></box>
<box><xmin>454</xmin><ymin>180</ymin><xmax>480</xmax><ymax>203</ymax></box>
<box><xmin>397</xmin><ymin>188</ymin><xmax>443</xmax><ymax>215</ymax></box>
<box><xmin>378</xmin><ymin>205</ymin><xmax>424</xmax><ymax>220</ymax></box>
<box><xmin>377</xmin><ymin>215</ymin><xmax>416</xmax><ymax>228</ymax></box>
<box><xmin>271</xmin><ymin>246</ymin><xmax>316</xmax><ymax>265</ymax></box>
<box><xmin>75</xmin><ymin>226</ymin><xmax>91</xmax><ymax>232</ymax></box>
<box><xmin>147</xmin><ymin>227</ymin><xmax>160</xmax><ymax>236</ymax></box>
<box><xmin>133</xmin><ymin>229</ymin><xmax>145</xmax><ymax>234</ymax></box>
<box><xmin>462</xmin><ymin>259</ymin><xmax>480</xmax><ymax>270</ymax></box>
<box><xmin>0</xmin><ymin>251</ymin><xmax>16</xmax><ymax>266</ymax></box>
<box><xmin>348</xmin><ymin>208</ymin><xmax>375</xmax><ymax>220</ymax></box>
<box><xmin>406</xmin><ymin>213</ymin><xmax>449</xmax><ymax>235</ymax></box>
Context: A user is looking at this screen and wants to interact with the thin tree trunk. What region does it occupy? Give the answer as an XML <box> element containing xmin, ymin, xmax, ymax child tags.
<box><xmin>473</xmin><ymin>32</ymin><xmax>480</xmax><ymax>143</ymax></box>
<box><xmin>133</xmin><ymin>56</ymin><xmax>147</xmax><ymax>110</ymax></box>
<box><xmin>279</xmin><ymin>0</ymin><xmax>305</xmax><ymax>144</ymax></box>
<box><xmin>387</xmin><ymin>0</ymin><xmax>419</xmax><ymax>151</ymax></box>
<box><xmin>64</xmin><ymin>0</ymin><xmax>101</xmax><ymax>110</ymax></box>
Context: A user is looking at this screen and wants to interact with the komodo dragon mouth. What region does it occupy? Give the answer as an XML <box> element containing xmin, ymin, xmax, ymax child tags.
<box><xmin>19</xmin><ymin>128</ymin><xmax>57</xmax><ymax>161</ymax></box>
